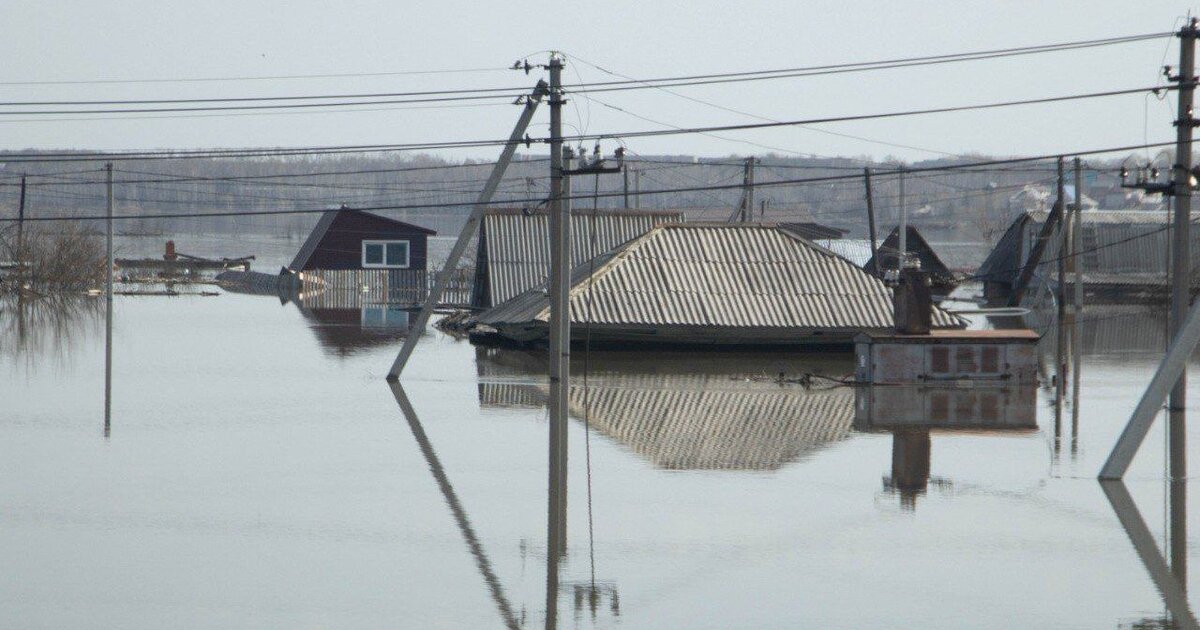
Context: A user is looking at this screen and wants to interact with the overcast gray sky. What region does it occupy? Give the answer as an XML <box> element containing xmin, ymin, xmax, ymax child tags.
<box><xmin>0</xmin><ymin>1</ymin><xmax>1194</xmax><ymax>162</ymax></box>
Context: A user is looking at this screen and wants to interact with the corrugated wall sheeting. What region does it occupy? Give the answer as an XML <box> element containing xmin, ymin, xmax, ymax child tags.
<box><xmin>536</xmin><ymin>224</ymin><xmax>961</xmax><ymax>329</ymax></box>
<box><xmin>478</xmin><ymin>211</ymin><xmax>683</xmax><ymax>307</ymax></box>
<box><xmin>978</xmin><ymin>210</ymin><xmax>1192</xmax><ymax>286</ymax></box>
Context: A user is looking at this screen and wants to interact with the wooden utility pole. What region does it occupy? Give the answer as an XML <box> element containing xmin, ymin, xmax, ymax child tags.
<box><xmin>898</xmin><ymin>166</ymin><xmax>907</xmax><ymax>273</ymax></box>
<box><xmin>634</xmin><ymin>169</ymin><xmax>641</xmax><ymax>209</ymax></box>
<box><xmin>741</xmin><ymin>157</ymin><xmax>755</xmax><ymax>222</ymax></box>
<box><xmin>864</xmin><ymin>168</ymin><xmax>878</xmax><ymax>269</ymax></box>
<box><xmin>16</xmin><ymin>175</ymin><xmax>25</xmax><ymax>260</ymax></box>
<box><xmin>1071</xmin><ymin>158</ymin><xmax>1084</xmax><ymax>310</ymax></box>
<box><xmin>1054</xmin><ymin>157</ymin><xmax>1067</xmax><ymax>414</ymax></box>
<box><xmin>622</xmin><ymin>165</ymin><xmax>630</xmax><ymax>209</ymax></box>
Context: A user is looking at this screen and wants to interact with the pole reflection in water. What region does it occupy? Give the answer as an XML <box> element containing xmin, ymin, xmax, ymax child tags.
<box><xmin>1171</xmin><ymin>408</ymin><xmax>1188</xmax><ymax>595</ymax></box>
<box><xmin>1101</xmin><ymin>479</ymin><xmax>1197</xmax><ymax>630</ymax></box>
<box><xmin>387</xmin><ymin>382</ymin><xmax>522</xmax><ymax>630</ymax></box>
<box><xmin>1070</xmin><ymin>298</ymin><xmax>1081</xmax><ymax>458</ymax></box>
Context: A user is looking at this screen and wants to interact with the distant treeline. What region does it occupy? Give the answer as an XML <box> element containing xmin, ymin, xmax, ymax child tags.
<box><xmin>0</xmin><ymin>150</ymin><xmax>1149</xmax><ymax>242</ymax></box>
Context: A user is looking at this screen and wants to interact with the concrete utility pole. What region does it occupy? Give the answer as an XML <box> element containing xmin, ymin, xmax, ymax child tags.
<box><xmin>105</xmin><ymin>162</ymin><xmax>114</xmax><ymax>435</ymax></box>
<box><xmin>1170</xmin><ymin>20</ymin><xmax>1198</xmax><ymax>415</ymax></box>
<box><xmin>546</xmin><ymin>53</ymin><xmax>570</xmax><ymax>562</ymax></box>
<box><xmin>864</xmin><ymin>168</ymin><xmax>878</xmax><ymax>270</ymax></box>
<box><xmin>1100</xmin><ymin>20</ymin><xmax>1199</xmax><ymax>479</ymax></box>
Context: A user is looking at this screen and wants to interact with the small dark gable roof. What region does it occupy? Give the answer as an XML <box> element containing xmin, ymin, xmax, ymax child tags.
<box><xmin>289</xmin><ymin>206</ymin><xmax>436</xmax><ymax>270</ymax></box>
<box><xmin>864</xmin><ymin>225</ymin><xmax>953</xmax><ymax>282</ymax></box>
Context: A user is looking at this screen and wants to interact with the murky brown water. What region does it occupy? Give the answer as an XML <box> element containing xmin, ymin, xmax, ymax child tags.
<box><xmin>3</xmin><ymin>236</ymin><xmax>1198</xmax><ymax>628</ymax></box>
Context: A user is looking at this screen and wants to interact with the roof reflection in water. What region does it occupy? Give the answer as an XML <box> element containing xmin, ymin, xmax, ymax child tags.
<box><xmin>475</xmin><ymin>347</ymin><xmax>856</xmax><ymax>471</ymax></box>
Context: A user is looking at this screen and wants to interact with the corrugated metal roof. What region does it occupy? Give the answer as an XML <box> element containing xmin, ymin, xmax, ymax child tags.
<box><xmin>1027</xmin><ymin>209</ymin><xmax>1170</xmax><ymax>224</ymax></box>
<box><xmin>480</xmin><ymin>223</ymin><xmax>963</xmax><ymax>331</ymax></box>
<box><xmin>473</xmin><ymin>209</ymin><xmax>684</xmax><ymax>307</ymax></box>
<box><xmin>816</xmin><ymin>239</ymin><xmax>874</xmax><ymax>267</ymax></box>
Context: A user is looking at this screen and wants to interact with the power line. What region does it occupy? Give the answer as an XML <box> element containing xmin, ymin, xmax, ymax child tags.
<box><xmin>0</xmin><ymin>85</ymin><xmax>1173</xmax><ymax>163</ymax></box>
<box><xmin>0</xmin><ymin>66</ymin><xmax>512</xmax><ymax>86</ymax></box>
<box><xmin>2</xmin><ymin>140</ymin><xmax>1176</xmax><ymax>222</ymax></box>
<box><xmin>566</xmin><ymin>86</ymin><xmax>1175</xmax><ymax>143</ymax></box>
<box><xmin>1</xmin><ymin>31</ymin><xmax>1166</xmax><ymax>109</ymax></box>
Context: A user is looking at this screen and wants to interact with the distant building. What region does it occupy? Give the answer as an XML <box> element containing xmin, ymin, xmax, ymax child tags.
<box><xmin>286</xmin><ymin>205</ymin><xmax>438</xmax><ymax>305</ymax></box>
<box><xmin>470</xmin><ymin>208</ymin><xmax>684</xmax><ymax>309</ymax></box>
<box><xmin>288</xmin><ymin>205</ymin><xmax>436</xmax><ymax>272</ymax></box>
<box><xmin>472</xmin><ymin>223</ymin><xmax>965</xmax><ymax>348</ymax></box>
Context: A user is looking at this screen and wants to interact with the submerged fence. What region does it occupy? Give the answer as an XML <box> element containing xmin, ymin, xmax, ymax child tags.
<box><xmin>299</xmin><ymin>267</ymin><xmax>473</xmax><ymax>307</ymax></box>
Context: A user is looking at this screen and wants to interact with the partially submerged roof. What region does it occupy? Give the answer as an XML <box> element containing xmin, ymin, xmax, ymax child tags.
<box><xmin>471</xmin><ymin>207</ymin><xmax>684</xmax><ymax>307</ymax></box>
<box><xmin>289</xmin><ymin>206</ymin><xmax>436</xmax><ymax>270</ymax></box>
<box><xmin>478</xmin><ymin>223</ymin><xmax>964</xmax><ymax>334</ymax></box>
<box><xmin>864</xmin><ymin>225</ymin><xmax>955</xmax><ymax>285</ymax></box>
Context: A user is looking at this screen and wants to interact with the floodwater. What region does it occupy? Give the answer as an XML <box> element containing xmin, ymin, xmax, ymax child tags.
<box><xmin>3</xmin><ymin>237</ymin><xmax>1200</xmax><ymax>628</ymax></box>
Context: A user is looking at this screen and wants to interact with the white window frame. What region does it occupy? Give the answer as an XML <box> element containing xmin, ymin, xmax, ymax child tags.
<box><xmin>361</xmin><ymin>239</ymin><xmax>411</xmax><ymax>269</ymax></box>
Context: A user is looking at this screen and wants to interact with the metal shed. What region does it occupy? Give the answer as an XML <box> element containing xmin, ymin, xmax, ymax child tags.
<box><xmin>472</xmin><ymin>223</ymin><xmax>966</xmax><ymax>348</ymax></box>
<box><xmin>469</xmin><ymin>208</ymin><xmax>684</xmax><ymax>309</ymax></box>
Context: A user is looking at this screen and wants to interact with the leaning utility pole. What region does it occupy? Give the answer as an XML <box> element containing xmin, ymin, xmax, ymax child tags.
<box><xmin>864</xmin><ymin>168</ymin><xmax>879</xmax><ymax>269</ymax></box>
<box><xmin>1100</xmin><ymin>19</ymin><xmax>1199</xmax><ymax>479</ymax></box>
<box><xmin>386</xmin><ymin>80</ymin><xmax>549</xmax><ymax>380</ymax></box>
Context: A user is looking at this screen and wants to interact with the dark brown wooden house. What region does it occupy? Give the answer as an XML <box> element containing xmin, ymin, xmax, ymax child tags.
<box><xmin>288</xmin><ymin>205</ymin><xmax>436</xmax><ymax>272</ymax></box>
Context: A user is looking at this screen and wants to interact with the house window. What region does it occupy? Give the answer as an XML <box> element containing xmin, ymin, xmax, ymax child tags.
<box><xmin>362</xmin><ymin>240</ymin><xmax>410</xmax><ymax>268</ymax></box>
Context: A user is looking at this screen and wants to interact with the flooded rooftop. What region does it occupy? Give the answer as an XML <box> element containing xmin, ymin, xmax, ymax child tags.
<box><xmin>3</xmin><ymin>236</ymin><xmax>1198</xmax><ymax>629</ymax></box>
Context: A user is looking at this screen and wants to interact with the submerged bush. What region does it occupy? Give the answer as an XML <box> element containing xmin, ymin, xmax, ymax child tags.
<box><xmin>1</xmin><ymin>223</ymin><xmax>108</xmax><ymax>293</ymax></box>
